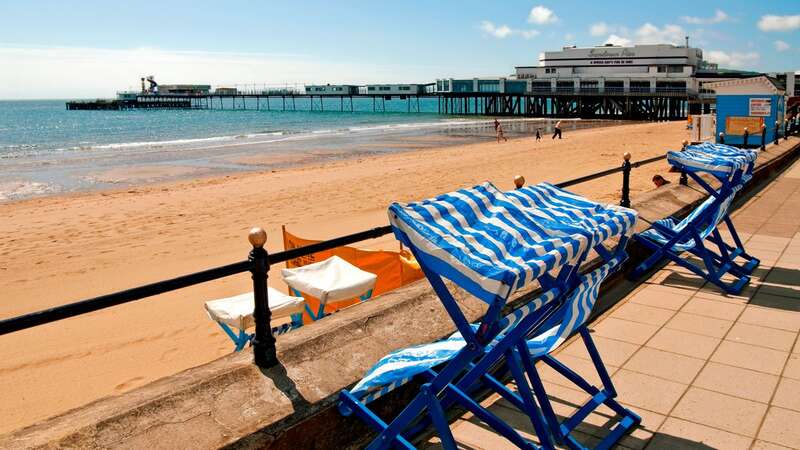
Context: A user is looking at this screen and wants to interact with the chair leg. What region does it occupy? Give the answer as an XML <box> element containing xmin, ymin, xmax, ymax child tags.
<box><xmin>509</xmin><ymin>344</ymin><xmax>557</xmax><ymax>449</ymax></box>
<box><xmin>531</xmin><ymin>327</ymin><xmax>640</xmax><ymax>449</ymax></box>
<box><xmin>360</xmin><ymin>289</ymin><xmax>374</xmax><ymax>302</ymax></box>
<box><xmin>423</xmin><ymin>384</ymin><xmax>459</xmax><ymax>450</ymax></box>
<box><xmin>216</xmin><ymin>322</ymin><xmax>251</xmax><ymax>352</ymax></box>
<box><xmin>234</xmin><ymin>329</ymin><xmax>251</xmax><ymax>351</ymax></box>
<box><xmin>290</xmin><ymin>313</ymin><xmax>304</xmax><ymax>329</ymax></box>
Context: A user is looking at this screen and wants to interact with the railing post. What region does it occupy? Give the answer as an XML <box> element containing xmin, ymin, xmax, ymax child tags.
<box><xmin>761</xmin><ymin>123</ymin><xmax>766</xmax><ymax>150</ymax></box>
<box><xmin>620</xmin><ymin>152</ymin><xmax>631</xmax><ymax>208</ymax></box>
<box><xmin>513</xmin><ymin>175</ymin><xmax>525</xmax><ymax>190</ymax></box>
<box><xmin>774</xmin><ymin>121</ymin><xmax>780</xmax><ymax>145</ymax></box>
<box><xmin>679</xmin><ymin>141</ymin><xmax>688</xmax><ymax>186</ymax></box>
<box><xmin>718</xmin><ymin>132</ymin><xmax>725</xmax><ymax>145</ymax></box>
<box><xmin>249</xmin><ymin>227</ymin><xmax>277</xmax><ymax>368</ymax></box>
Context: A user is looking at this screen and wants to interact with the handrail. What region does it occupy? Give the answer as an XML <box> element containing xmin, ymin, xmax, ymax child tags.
<box><xmin>0</xmin><ymin>148</ymin><xmax>675</xmax><ymax>366</ymax></box>
<box><xmin>0</xmin><ymin>260</ymin><xmax>251</xmax><ymax>335</ymax></box>
<box><xmin>556</xmin><ymin>154</ymin><xmax>666</xmax><ymax>188</ymax></box>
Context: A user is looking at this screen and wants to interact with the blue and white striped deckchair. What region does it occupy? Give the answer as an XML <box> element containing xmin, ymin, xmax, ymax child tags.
<box><xmin>339</xmin><ymin>182</ymin><xmax>640</xmax><ymax>450</ymax></box>
<box><xmin>632</xmin><ymin>148</ymin><xmax>759</xmax><ymax>294</ymax></box>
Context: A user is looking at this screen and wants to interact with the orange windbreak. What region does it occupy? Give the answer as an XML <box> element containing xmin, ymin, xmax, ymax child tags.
<box><xmin>281</xmin><ymin>226</ymin><xmax>424</xmax><ymax>322</ymax></box>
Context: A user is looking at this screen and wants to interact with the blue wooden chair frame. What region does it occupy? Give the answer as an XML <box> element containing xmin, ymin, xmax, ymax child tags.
<box><xmin>632</xmin><ymin>150</ymin><xmax>759</xmax><ymax>294</ymax></box>
<box><xmin>215</xmin><ymin>313</ymin><xmax>304</xmax><ymax>352</ymax></box>
<box><xmin>291</xmin><ymin>287</ymin><xmax>374</xmax><ymax>321</ymax></box>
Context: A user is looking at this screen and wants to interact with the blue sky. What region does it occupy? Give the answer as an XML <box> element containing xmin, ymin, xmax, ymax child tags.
<box><xmin>0</xmin><ymin>0</ymin><xmax>797</xmax><ymax>99</ymax></box>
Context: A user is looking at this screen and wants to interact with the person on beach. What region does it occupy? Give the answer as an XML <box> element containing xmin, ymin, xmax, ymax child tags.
<box><xmin>652</xmin><ymin>174</ymin><xmax>671</xmax><ymax>188</ymax></box>
<box><xmin>493</xmin><ymin>118</ymin><xmax>500</xmax><ymax>131</ymax></box>
<box><xmin>552</xmin><ymin>121</ymin><xmax>562</xmax><ymax>139</ymax></box>
<box><xmin>535</xmin><ymin>128</ymin><xmax>542</xmax><ymax>142</ymax></box>
<box><xmin>496</xmin><ymin>122</ymin><xmax>508</xmax><ymax>143</ymax></box>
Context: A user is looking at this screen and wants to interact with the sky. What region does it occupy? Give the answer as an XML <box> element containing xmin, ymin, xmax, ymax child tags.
<box><xmin>0</xmin><ymin>0</ymin><xmax>798</xmax><ymax>99</ymax></box>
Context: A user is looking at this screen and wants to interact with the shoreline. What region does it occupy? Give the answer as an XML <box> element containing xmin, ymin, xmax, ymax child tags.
<box><xmin>0</xmin><ymin>117</ymin><xmax>627</xmax><ymax>202</ymax></box>
<box><xmin>0</xmin><ymin>121</ymin><xmax>689</xmax><ymax>434</ymax></box>
<box><xmin>1</xmin><ymin>118</ymin><xmax>621</xmax><ymax>207</ymax></box>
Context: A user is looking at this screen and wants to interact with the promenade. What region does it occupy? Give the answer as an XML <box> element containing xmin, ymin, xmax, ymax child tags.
<box><xmin>431</xmin><ymin>157</ymin><xmax>800</xmax><ymax>449</ymax></box>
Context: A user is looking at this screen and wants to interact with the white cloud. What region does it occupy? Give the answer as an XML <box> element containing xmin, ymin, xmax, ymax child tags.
<box><xmin>528</xmin><ymin>6</ymin><xmax>558</xmax><ymax>25</ymax></box>
<box><xmin>605</xmin><ymin>34</ymin><xmax>632</xmax><ymax>46</ymax></box>
<box><xmin>681</xmin><ymin>9</ymin><xmax>729</xmax><ymax>25</ymax></box>
<box><xmin>480</xmin><ymin>21</ymin><xmax>539</xmax><ymax>39</ymax></box>
<box><xmin>774</xmin><ymin>40</ymin><xmax>791</xmax><ymax>51</ymax></box>
<box><xmin>520</xmin><ymin>30</ymin><xmax>541</xmax><ymax>39</ymax></box>
<box><xmin>590</xmin><ymin>22</ymin><xmax>613</xmax><ymax>37</ymax></box>
<box><xmin>0</xmin><ymin>45</ymin><xmax>452</xmax><ymax>99</ymax></box>
<box><xmin>597</xmin><ymin>23</ymin><xmax>687</xmax><ymax>47</ymax></box>
<box><xmin>705</xmin><ymin>50</ymin><xmax>760</xmax><ymax>68</ymax></box>
<box><xmin>480</xmin><ymin>21</ymin><xmax>513</xmax><ymax>38</ymax></box>
<box><xmin>634</xmin><ymin>23</ymin><xmax>686</xmax><ymax>45</ymax></box>
<box><xmin>564</xmin><ymin>33</ymin><xmax>575</xmax><ymax>41</ymax></box>
<box><xmin>758</xmin><ymin>15</ymin><xmax>800</xmax><ymax>32</ymax></box>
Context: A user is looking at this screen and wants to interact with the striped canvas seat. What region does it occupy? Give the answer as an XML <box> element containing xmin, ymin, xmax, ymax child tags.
<box><xmin>638</xmin><ymin>193</ymin><xmax>734</xmax><ymax>253</ymax></box>
<box><xmin>348</xmin><ymin>255</ymin><xmax>622</xmax><ymax>402</ymax></box>
<box><xmin>525</xmin><ymin>255</ymin><xmax>622</xmax><ymax>357</ymax></box>
<box><xmin>388</xmin><ymin>182</ymin><xmax>590</xmax><ymax>304</ymax></box>
<box><xmin>505</xmin><ymin>182</ymin><xmax>638</xmax><ymax>249</ymax></box>
<box><xmin>348</xmin><ymin>289</ymin><xmax>561</xmax><ymax>402</ymax></box>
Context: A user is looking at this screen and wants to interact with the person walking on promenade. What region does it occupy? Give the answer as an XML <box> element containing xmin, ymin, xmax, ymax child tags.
<box><xmin>496</xmin><ymin>122</ymin><xmax>508</xmax><ymax>143</ymax></box>
<box><xmin>535</xmin><ymin>128</ymin><xmax>542</xmax><ymax>142</ymax></box>
<box><xmin>493</xmin><ymin>118</ymin><xmax>500</xmax><ymax>131</ymax></box>
<box><xmin>552</xmin><ymin>120</ymin><xmax>562</xmax><ymax>139</ymax></box>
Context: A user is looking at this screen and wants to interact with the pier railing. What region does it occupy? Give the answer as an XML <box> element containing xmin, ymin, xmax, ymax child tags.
<box><xmin>0</xmin><ymin>147</ymin><xmax>685</xmax><ymax>367</ymax></box>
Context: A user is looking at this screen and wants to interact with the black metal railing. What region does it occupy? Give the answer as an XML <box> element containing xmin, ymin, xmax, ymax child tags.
<box><xmin>0</xmin><ymin>151</ymin><xmax>673</xmax><ymax>367</ymax></box>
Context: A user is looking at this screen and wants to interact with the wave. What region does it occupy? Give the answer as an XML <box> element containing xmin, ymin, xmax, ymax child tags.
<box><xmin>0</xmin><ymin>181</ymin><xmax>60</xmax><ymax>202</ymax></box>
<box><xmin>0</xmin><ymin>116</ymin><xmax>563</xmax><ymax>159</ymax></box>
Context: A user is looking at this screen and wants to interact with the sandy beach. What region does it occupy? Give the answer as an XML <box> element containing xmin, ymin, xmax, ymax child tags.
<box><xmin>0</xmin><ymin>121</ymin><xmax>690</xmax><ymax>434</ymax></box>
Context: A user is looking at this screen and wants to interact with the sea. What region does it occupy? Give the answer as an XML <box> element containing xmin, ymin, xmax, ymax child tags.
<box><xmin>0</xmin><ymin>99</ymin><xmax>618</xmax><ymax>202</ymax></box>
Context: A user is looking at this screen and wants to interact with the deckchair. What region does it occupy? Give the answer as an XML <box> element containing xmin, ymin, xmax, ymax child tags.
<box><xmin>282</xmin><ymin>255</ymin><xmax>377</xmax><ymax>321</ymax></box>
<box><xmin>339</xmin><ymin>182</ymin><xmax>639</xmax><ymax>449</ymax></box>
<box><xmin>204</xmin><ymin>287</ymin><xmax>305</xmax><ymax>351</ymax></box>
<box><xmin>632</xmin><ymin>148</ymin><xmax>759</xmax><ymax>294</ymax></box>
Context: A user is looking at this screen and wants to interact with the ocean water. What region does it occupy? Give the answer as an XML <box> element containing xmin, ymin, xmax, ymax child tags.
<box><xmin>0</xmin><ymin>99</ymin><xmax>614</xmax><ymax>201</ymax></box>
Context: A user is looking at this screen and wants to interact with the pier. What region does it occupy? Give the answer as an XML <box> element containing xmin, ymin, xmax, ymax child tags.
<box><xmin>66</xmin><ymin>88</ymin><xmax>696</xmax><ymax>120</ymax></box>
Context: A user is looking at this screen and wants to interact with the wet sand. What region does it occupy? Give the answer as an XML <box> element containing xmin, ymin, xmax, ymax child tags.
<box><xmin>0</xmin><ymin>121</ymin><xmax>690</xmax><ymax>434</ymax></box>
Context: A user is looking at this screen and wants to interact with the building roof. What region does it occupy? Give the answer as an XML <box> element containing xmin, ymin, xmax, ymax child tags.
<box><xmin>703</xmin><ymin>75</ymin><xmax>785</xmax><ymax>95</ymax></box>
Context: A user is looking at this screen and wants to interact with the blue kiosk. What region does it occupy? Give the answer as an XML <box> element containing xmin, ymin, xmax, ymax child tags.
<box><xmin>705</xmin><ymin>76</ymin><xmax>786</xmax><ymax>147</ymax></box>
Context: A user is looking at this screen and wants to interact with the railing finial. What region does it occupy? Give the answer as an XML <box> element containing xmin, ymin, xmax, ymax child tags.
<box><xmin>513</xmin><ymin>175</ymin><xmax>526</xmax><ymax>189</ymax></box>
<box><xmin>249</xmin><ymin>227</ymin><xmax>267</xmax><ymax>248</ymax></box>
<box><xmin>623</xmin><ymin>152</ymin><xmax>631</xmax><ymax>161</ymax></box>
